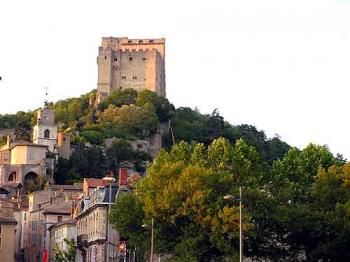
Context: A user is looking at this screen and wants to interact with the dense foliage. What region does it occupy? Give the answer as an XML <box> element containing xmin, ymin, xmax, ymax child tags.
<box><xmin>54</xmin><ymin>238</ymin><xmax>77</xmax><ymax>262</ymax></box>
<box><xmin>169</xmin><ymin>108</ymin><xmax>290</xmax><ymax>164</ymax></box>
<box><xmin>110</xmin><ymin>138</ymin><xmax>350</xmax><ymax>261</ymax></box>
<box><xmin>54</xmin><ymin>140</ymin><xmax>149</xmax><ymax>184</ymax></box>
<box><xmin>1</xmin><ymin>88</ymin><xmax>347</xmax><ymax>260</ymax></box>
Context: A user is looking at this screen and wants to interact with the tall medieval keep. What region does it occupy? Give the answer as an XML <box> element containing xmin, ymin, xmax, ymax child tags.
<box><xmin>96</xmin><ymin>37</ymin><xmax>166</xmax><ymax>104</ymax></box>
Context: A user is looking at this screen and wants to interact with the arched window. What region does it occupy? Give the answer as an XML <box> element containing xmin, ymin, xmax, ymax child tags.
<box><xmin>44</xmin><ymin>129</ymin><xmax>50</xmax><ymax>138</ymax></box>
<box><xmin>8</xmin><ymin>172</ymin><xmax>16</xmax><ymax>182</ymax></box>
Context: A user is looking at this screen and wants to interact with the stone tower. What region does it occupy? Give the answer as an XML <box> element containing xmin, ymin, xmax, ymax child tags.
<box><xmin>32</xmin><ymin>108</ymin><xmax>58</xmax><ymax>152</ymax></box>
<box><xmin>96</xmin><ymin>37</ymin><xmax>166</xmax><ymax>104</ymax></box>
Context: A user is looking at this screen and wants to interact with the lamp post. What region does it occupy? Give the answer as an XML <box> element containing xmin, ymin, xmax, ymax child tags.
<box><xmin>142</xmin><ymin>218</ymin><xmax>154</xmax><ymax>262</ymax></box>
<box><xmin>224</xmin><ymin>186</ymin><xmax>243</xmax><ymax>262</ymax></box>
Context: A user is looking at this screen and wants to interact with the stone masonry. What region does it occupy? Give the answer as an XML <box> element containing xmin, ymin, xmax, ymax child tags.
<box><xmin>96</xmin><ymin>37</ymin><xmax>166</xmax><ymax>104</ymax></box>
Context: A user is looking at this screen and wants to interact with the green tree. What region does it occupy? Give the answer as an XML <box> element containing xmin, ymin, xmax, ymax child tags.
<box><xmin>80</xmin><ymin>130</ymin><xmax>104</xmax><ymax>145</ymax></box>
<box><xmin>14</xmin><ymin>120</ymin><xmax>32</xmax><ymax>141</ymax></box>
<box><xmin>136</xmin><ymin>90</ymin><xmax>174</xmax><ymax>122</ymax></box>
<box><xmin>109</xmin><ymin>193</ymin><xmax>148</xmax><ymax>261</ymax></box>
<box><xmin>110</xmin><ymin>138</ymin><xmax>260</xmax><ymax>261</ymax></box>
<box><xmin>107</xmin><ymin>88</ymin><xmax>138</xmax><ymax>107</ymax></box>
<box><xmin>97</xmin><ymin>104</ymin><xmax>158</xmax><ymax>136</ymax></box>
<box><xmin>69</xmin><ymin>143</ymin><xmax>108</xmax><ymax>179</ymax></box>
<box><xmin>54</xmin><ymin>238</ymin><xmax>77</xmax><ymax>262</ymax></box>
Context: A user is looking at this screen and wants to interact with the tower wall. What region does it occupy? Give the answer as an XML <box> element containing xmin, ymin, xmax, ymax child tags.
<box><xmin>32</xmin><ymin>109</ymin><xmax>57</xmax><ymax>152</ymax></box>
<box><xmin>96</xmin><ymin>37</ymin><xmax>166</xmax><ymax>104</ymax></box>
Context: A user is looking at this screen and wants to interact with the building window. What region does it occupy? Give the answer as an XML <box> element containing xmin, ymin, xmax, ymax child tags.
<box><xmin>129</xmin><ymin>57</ymin><xmax>133</xmax><ymax>61</ymax></box>
<box><xmin>128</xmin><ymin>40</ymin><xmax>132</xmax><ymax>44</ymax></box>
<box><xmin>132</xmin><ymin>76</ymin><xmax>137</xmax><ymax>80</ymax></box>
<box><xmin>0</xmin><ymin>225</ymin><xmax>2</xmax><ymax>234</ymax></box>
<box><xmin>32</xmin><ymin>234</ymin><xmax>36</xmax><ymax>245</ymax></box>
<box><xmin>149</xmin><ymin>40</ymin><xmax>154</xmax><ymax>43</ymax></box>
<box><xmin>8</xmin><ymin>171</ymin><xmax>16</xmax><ymax>182</ymax></box>
<box><xmin>122</xmin><ymin>76</ymin><xmax>126</xmax><ymax>80</ymax></box>
<box><xmin>139</xmin><ymin>40</ymin><xmax>143</xmax><ymax>43</ymax></box>
<box><xmin>142</xmin><ymin>57</ymin><xmax>146</xmax><ymax>61</ymax></box>
<box><xmin>114</xmin><ymin>57</ymin><xmax>118</xmax><ymax>61</ymax></box>
<box><xmin>57</xmin><ymin>216</ymin><xmax>62</xmax><ymax>222</ymax></box>
<box><xmin>104</xmin><ymin>56</ymin><xmax>107</xmax><ymax>59</ymax></box>
<box><xmin>44</xmin><ymin>129</ymin><xmax>50</xmax><ymax>139</ymax></box>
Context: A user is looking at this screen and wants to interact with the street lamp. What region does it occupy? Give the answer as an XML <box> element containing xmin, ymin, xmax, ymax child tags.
<box><xmin>142</xmin><ymin>218</ymin><xmax>154</xmax><ymax>262</ymax></box>
<box><xmin>224</xmin><ymin>186</ymin><xmax>243</xmax><ymax>262</ymax></box>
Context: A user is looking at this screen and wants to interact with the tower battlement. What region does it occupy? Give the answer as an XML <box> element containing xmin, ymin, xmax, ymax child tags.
<box><xmin>96</xmin><ymin>37</ymin><xmax>166</xmax><ymax>104</ymax></box>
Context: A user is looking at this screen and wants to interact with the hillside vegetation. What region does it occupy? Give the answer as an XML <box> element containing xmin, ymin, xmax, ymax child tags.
<box><xmin>1</xmin><ymin>89</ymin><xmax>348</xmax><ymax>260</ymax></box>
<box><xmin>0</xmin><ymin>88</ymin><xmax>290</xmax><ymax>164</ymax></box>
<box><xmin>0</xmin><ymin>88</ymin><xmax>291</xmax><ymax>183</ymax></box>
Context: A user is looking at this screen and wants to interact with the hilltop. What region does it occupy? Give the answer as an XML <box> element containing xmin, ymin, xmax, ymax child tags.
<box><xmin>0</xmin><ymin>88</ymin><xmax>291</xmax><ymax>182</ymax></box>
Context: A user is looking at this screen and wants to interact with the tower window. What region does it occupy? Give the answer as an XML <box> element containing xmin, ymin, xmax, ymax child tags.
<box><xmin>44</xmin><ymin>129</ymin><xmax>50</xmax><ymax>138</ymax></box>
<box><xmin>104</xmin><ymin>56</ymin><xmax>107</xmax><ymax>59</ymax></box>
<box><xmin>142</xmin><ymin>58</ymin><xmax>146</xmax><ymax>61</ymax></box>
<box><xmin>122</xmin><ymin>76</ymin><xmax>126</xmax><ymax>80</ymax></box>
<box><xmin>129</xmin><ymin>57</ymin><xmax>133</xmax><ymax>61</ymax></box>
<box><xmin>133</xmin><ymin>76</ymin><xmax>137</xmax><ymax>80</ymax></box>
<box><xmin>113</xmin><ymin>57</ymin><xmax>118</xmax><ymax>61</ymax></box>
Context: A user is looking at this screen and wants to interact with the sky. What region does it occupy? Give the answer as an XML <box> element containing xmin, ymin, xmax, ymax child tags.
<box><xmin>1</xmin><ymin>0</ymin><xmax>350</xmax><ymax>158</ymax></box>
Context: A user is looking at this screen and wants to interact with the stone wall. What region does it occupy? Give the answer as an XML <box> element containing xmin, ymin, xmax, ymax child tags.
<box><xmin>96</xmin><ymin>37</ymin><xmax>166</xmax><ymax>104</ymax></box>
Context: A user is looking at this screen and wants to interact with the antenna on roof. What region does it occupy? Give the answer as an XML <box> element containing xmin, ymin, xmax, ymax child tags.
<box><xmin>44</xmin><ymin>87</ymin><xmax>49</xmax><ymax>107</ymax></box>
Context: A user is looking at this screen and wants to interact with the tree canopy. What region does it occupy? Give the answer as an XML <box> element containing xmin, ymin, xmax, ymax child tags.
<box><xmin>110</xmin><ymin>139</ymin><xmax>350</xmax><ymax>261</ymax></box>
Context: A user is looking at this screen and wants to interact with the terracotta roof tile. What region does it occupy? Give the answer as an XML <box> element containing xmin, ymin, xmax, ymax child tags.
<box><xmin>84</xmin><ymin>178</ymin><xmax>107</xmax><ymax>188</ymax></box>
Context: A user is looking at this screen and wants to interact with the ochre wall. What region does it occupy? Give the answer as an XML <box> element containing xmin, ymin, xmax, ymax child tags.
<box><xmin>0</xmin><ymin>223</ymin><xmax>16</xmax><ymax>262</ymax></box>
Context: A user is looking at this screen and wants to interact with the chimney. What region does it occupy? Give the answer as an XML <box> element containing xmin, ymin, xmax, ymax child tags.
<box><xmin>119</xmin><ymin>168</ymin><xmax>128</xmax><ymax>186</ymax></box>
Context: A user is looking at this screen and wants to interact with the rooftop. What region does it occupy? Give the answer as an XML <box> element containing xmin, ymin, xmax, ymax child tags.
<box><xmin>43</xmin><ymin>200</ymin><xmax>72</xmax><ymax>215</ymax></box>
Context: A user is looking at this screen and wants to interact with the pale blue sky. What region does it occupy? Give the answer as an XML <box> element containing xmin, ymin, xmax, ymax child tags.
<box><xmin>1</xmin><ymin>0</ymin><xmax>350</xmax><ymax>158</ymax></box>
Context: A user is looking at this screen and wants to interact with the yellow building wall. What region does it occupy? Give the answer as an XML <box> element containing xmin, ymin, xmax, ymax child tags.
<box><xmin>0</xmin><ymin>224</ymin><xmax>16</xmax><ymax>262</ymax></box>
<box><xmin>10</xmin><ymin>146</ymin><xmax>46</xmax><ymax>165</ymax></box>
<box><xmin>10</xmin><ymin>146</ymin><xmax>27</xmax><ymax>164</ymax></box>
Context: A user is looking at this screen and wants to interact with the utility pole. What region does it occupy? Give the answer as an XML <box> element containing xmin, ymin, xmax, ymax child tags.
<box><xmin>150</xmin><ymin>218</ymin><xmax>154</xmax><ymax>262</ymax></box>
<box><xmin>224</xmin><ymin>186</ymin><xmax>243</xmax><ymax>262</ymax></box>
<box><xmin>239</xmin><ymin>186</ymin><xmax>243</xmax><ymax>262</ymax></box>
<box><xmin>142</xmin><ymin>218</ymin><xmax>154</xmax><ymax>262</ymax></box>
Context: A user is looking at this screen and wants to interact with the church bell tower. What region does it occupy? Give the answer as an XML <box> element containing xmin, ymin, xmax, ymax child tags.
<box><xmin>32</xmin><ymin>108</ymin><xmax>58</xmax><ymax>152</ymax></box>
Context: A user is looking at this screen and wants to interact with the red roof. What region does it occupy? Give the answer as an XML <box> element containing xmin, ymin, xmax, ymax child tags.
<box><xmin>84</xmin><ymin>178</ymin><xmax>107</xmax><ymax>188</ymax></box>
